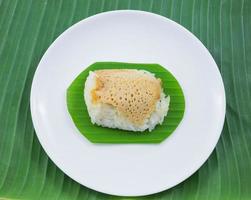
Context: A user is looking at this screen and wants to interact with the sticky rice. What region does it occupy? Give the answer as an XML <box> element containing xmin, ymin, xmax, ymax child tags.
<box><xmin>84</xmin><ymin>69</ymin><xmax>170</xmax><ymax>132</ymax></box>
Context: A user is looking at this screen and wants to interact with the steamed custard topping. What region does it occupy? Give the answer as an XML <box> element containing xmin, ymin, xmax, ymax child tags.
<box><xmin>91</xmin><ymin>69</ymin><xmax>161</xmax><ymax>125</ymax></box>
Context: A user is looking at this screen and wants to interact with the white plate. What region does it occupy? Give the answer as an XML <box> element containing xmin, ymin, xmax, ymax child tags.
<box><xmin>30</xmin><ymin>10</ymin><xmax>226</xmax><ymax>196</ymax></box>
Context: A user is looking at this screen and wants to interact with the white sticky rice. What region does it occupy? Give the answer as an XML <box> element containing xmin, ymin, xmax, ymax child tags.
<box><xmin>84</xmin><ymin>71</ymin><xmax>170</xmax><ymax>132</ymax></box>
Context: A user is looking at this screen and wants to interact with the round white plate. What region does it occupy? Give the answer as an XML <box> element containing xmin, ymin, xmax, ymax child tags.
<box><xmin>30</xmin><ymin>10</ymin><xmax>226</xmax><ymax>196</ymax></box>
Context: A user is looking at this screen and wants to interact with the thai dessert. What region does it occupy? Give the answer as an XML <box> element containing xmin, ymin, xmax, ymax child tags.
<box><xmin>84</xmin><ymin>69</ymin><xmax>170</xmax><ymax>132</ymax></box>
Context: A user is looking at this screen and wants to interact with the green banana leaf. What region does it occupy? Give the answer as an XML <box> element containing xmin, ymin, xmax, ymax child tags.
<box><xmin>67</xmin><ymin>62</ymin><xmax>185</xmax><ymax>143</ymax></box>
<box><xmin>0</xmin><ymin>0</ymin><xmax>251</xmax><ymax>199</ymax></box>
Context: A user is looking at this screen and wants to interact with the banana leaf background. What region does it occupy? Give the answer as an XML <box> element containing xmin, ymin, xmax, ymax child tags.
<box><xmin>0</xmin><ymin>0</ymin><xmax>251</xmax><ymax>199</ymax></box>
